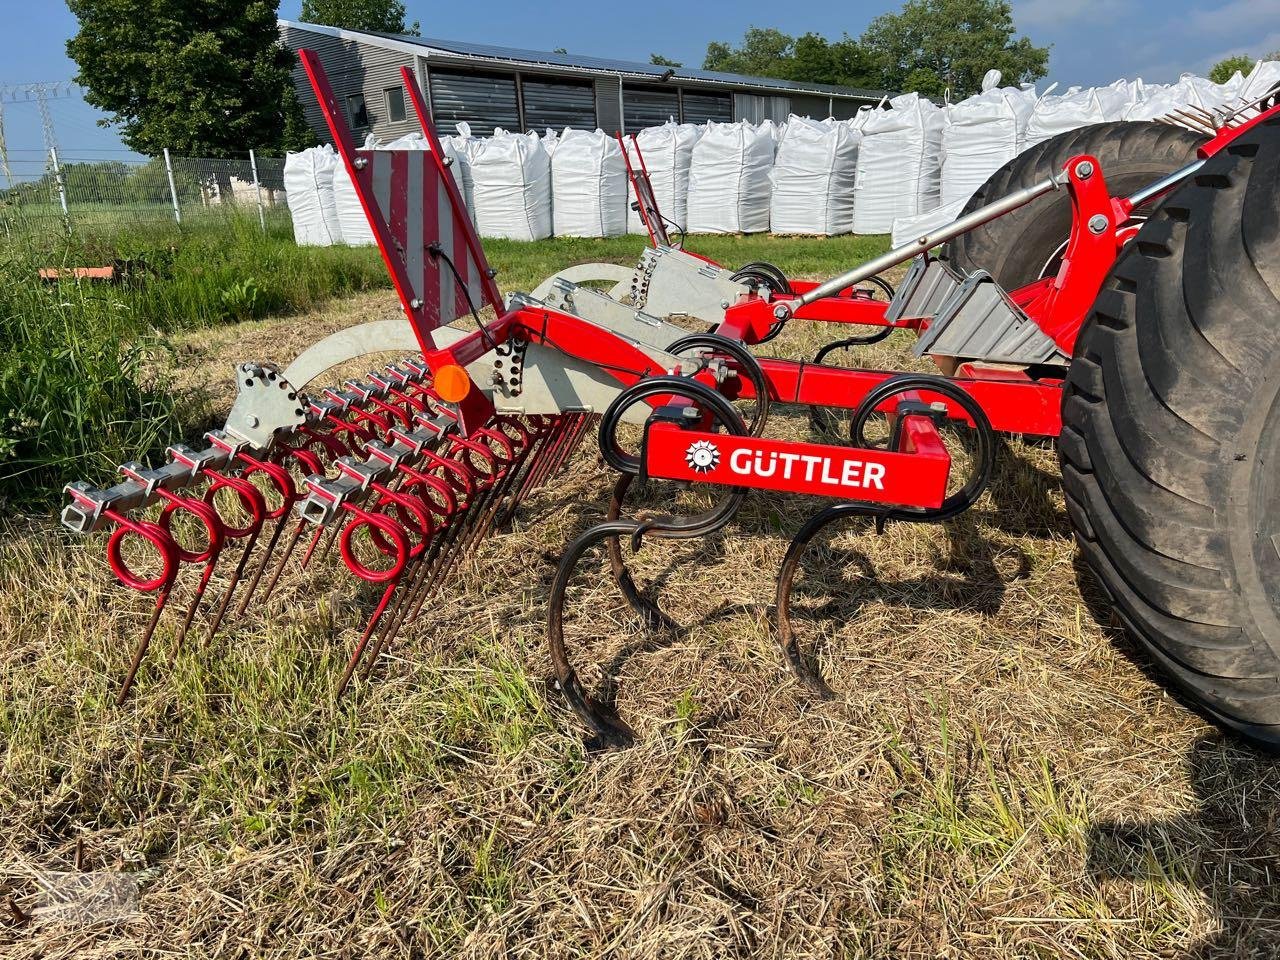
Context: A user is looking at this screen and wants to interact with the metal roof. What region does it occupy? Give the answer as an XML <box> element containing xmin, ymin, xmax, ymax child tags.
<box><xmin>280</xmin><ymin>21</ymin><xmax>891</xmax><ymax>102</ymax></box>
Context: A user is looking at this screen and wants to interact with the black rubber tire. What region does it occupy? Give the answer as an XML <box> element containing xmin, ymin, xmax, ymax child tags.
<box><xmin>1060</xmin><ymin>115</ymin><xmax>1280</xmax><ymax>750</ymax></box>
<box><xmin>945</xmin><ymin>121</ymin><xmax>1207</xmax><ymax>290</ymax></box>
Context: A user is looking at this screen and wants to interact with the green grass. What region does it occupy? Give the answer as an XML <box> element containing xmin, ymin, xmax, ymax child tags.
<box><xmin>0</xmin><ymin>222</ymin><xmax>885</xmax><ymax>506</ymax></box>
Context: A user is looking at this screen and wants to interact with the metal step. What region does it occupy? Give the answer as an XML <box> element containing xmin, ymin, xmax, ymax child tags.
<box><xmin>912</xmin><ymin>270</ymin><xmax>1068</xmax><ymax>366</ymax></box>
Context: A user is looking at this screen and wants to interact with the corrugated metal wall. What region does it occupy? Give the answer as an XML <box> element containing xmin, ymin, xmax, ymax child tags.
<box><xmin>428</xmin><ymin>70</ymin><xmax>519</xmax><ymax>136</ymax></box>
<box><xmin>283</xmin><ymin>25</ymin><xmax>420</xmax><ymax>142</ymax></box>
<box><xmin>284</xmin><ymin>26</ymin><xmax>883</xmax><ymax>143</ymax></box>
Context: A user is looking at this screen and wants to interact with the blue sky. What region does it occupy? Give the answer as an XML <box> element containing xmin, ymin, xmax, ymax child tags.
<box><xmin>0</xmin><ymin>0</ymin><xmax>1275</xmax><ymax>164</ymax></box>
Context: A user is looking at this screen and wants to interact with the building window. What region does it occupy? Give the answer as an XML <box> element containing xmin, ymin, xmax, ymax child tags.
<box><xmin>384</xmin><ymin>85</ymin><xmax>406</xmax><ymax>123</ymax></box>
<box><xmin>347</xmin><ymin>93</ymin><xmax>370</xmax><ymax>129</ymax></box>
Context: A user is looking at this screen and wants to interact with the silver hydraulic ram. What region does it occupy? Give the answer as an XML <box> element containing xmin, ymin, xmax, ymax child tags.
<box><xmin>773</xmin><ymin>171</ymin><xmax>1069</xmax><ymax>321</ymax></box>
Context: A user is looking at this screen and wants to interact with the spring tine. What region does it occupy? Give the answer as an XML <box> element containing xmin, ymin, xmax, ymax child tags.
<box><xmin>299</xmin><ymin>522</ymin><xmax>328</xmax><ymax>569</ymax></box>
<box><xmin>172</xmin><ymin>558</ymin><xmax>218</xmax><ymax>651</ymax></box>
<box><xmin>259</xmin><ymin>518</ymin><xmax>308</xmax><ymax>606</ymax></box>
<box><xmin>234</xmin><ymin>511</ymin><xmax>290</xmax><ymax>617</ymax></box>
<box><xmin>203</xmin><ymin>529</ymin><xmax>261</xmax><ymax>642</ymax></box>
<box><xmin>316</xmin><ymin>522</ymin><xmax>343</xmax><ymax>565</ymax></box>
<box><xmin>335</xmin><ymin>579</ymin><xmax>400</xmax><ymax>697</ymax></box>
<box><xmin>117</xmin><ymin>587</ymin><xmax>171</xmax><ymax>705</ymax></box>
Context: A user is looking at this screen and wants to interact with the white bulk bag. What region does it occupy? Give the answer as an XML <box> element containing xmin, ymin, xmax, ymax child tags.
<box><xmin>768</xmin><ymin>115</ymin><xmax>859</xmax><ymax>235</ymax></box>
<box><xmin>470</xmin><ymin>129</ymin><xmax>552</xmax><ymax>241</ymax></box>
<box><xmin>1240</xmin><ymin>60</ymin><xmax>1280</xmax><ymax>103</ymax></box>
<box><xmin>1023</xmin><ymin>82</ymin><xmax>1138</xmax><ymax>146</ymax></box>
<box><xmin>330</xmin><ymin>133</ymin><xmax>381</xmax><ymax>246</ymax></box>
<box><xmin>940</xmin><ymin>85</ymin><xmax>1036</xmax><ymax>207</ymax></box>
<box><xmin>686</xmin><ymin>120</ymin><xmax>775</xmax><ymax>234</ymax></box>
<box><xmin>552</xmin><ymin>129</ymin><xmax>627</xmax><ymax>237</ymax></box>
<box><xmin>625</xmin><ymin>121</ymin><xmax>701</xmax><ymax>235</ymax></box>
<box><xmin>891</xmin><ymin>196</ymin><xmax>968</xmax><ymax>247</ymax></box>
<box><xmin>852</xmin><ymin>93</ymin><xmax>945</xmax><ymax>235</ymax></box>
<box><xmin>284</xmin><ymin>145</ymin><xmax>343</xmax><ymax>246</ymax></box>
<box><xmin>445</xmin><ymin>121</ymin><xmax>481</xmax><ymax>226</ymax></box>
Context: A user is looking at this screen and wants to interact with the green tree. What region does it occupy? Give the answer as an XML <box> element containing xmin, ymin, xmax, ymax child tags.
<box><xmin>702</xmin><ymin>27</ymin><xmax>878</xmax><ymax>87</ymax></box>
<box><xmin>66</xmin><ymin>0</ymin><xmax>311</xmax><ymax>157</ymax></box>
<box><xmin>299</xmin><ymin>0</ymin><xmax>419</xmax><ymax>35</ymax></box>
<box><xmin>860</xmin><ymin>0</ymin><xmax>1048</xmax><ymax>98</ymax></box>
<box><xmin>1209</xmin><ymin>54</ymin><xmax>1255</xmax><ymax>84</ymax></box>
<box><xmin>650</xmin><ymin>53</ymin><xmax>683</xmax><ymax>68</ymax></box>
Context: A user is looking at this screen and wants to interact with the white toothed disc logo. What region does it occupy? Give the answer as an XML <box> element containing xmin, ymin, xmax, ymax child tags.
<box><xmin>685</xmin><ymin>439</ymin><xmax>720</xmax><ymax>473</ymax></box>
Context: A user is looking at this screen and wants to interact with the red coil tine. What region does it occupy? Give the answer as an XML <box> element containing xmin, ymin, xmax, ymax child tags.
<box><xmin>152</xmin><ymin>490</ymin><xmax>226</xmax><ymax>650</ymax></box>
<box><xmin>258</xmin><ymin>444</ymin><xmax>326</xmax><ymax>606</ymax></box>
<box><xmin>201</xmin><ymin>471</ymin><xmax>268</xmax><ymax>641</ymax></box>
<box><xmin>103</xmin><ymin>508</ymin><xmax>181</xmax><ymax>704</ymax></box>
<box><xmin>334</xmin><ymin>505</ymin><xmax>410</xmax><ymax>696</ymax></box>
<box><xmin>358</xmin><ymin>391</ymin><xmax>415</xmax><ymax>431</ymax></box>
<box><xmin>327</xmin><ymin>390</ymin><xmax>396</xmax><ymax>442</ymax></box>
<box><xmin>232</xmin><ymin>454</ymin><xmax>300</xmax><ymax>617</ymax></box>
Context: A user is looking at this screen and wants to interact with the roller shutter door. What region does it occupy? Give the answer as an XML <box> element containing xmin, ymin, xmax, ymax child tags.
<box><xmin>681</xmin><ymin>91</ymin><xmax>732</xmax><ymax>124</ymax></box>
<box><xmin>428</xmin><ymin>70</ymin><xmax>519</xmax><ymax>136</ymax></box>
<box><xmin>523</xmin><ymin>78</ymin><xmax>597</xmax><ymax>130</ymax></box>
<box><xmin>624</xmin><ymin>86</ymin><xmax>680</xmax><ymax>133</ymax></box>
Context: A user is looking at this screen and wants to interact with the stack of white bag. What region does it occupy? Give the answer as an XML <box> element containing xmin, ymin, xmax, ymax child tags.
<box><xmin>853</xmin><ymin>93</ymin><xmax>945</xmax><ymax>234</ymax></box>
<box><xmin>551</xmin><ymin>129</ymin><xmax>627</xmax><ymax>237</ymax></box>
<box><xmin>686</xmin><ymin>120</ymin><xmax>775</xmax><ymax>234</ymax></box>
<box><xmin>625</xmin><ymin>122</ymin><xmax>701</xmax><ymax>235</ymax></box>
<box><xmin>1125</xmin><ymin>72</ymin><xmax>1243</xmax><ymax>121</ymax></box>
<box><xmin>768</xmin><ymin>116</ymin><xmax>860</xmax><ymax>235</ymax></box>
<box><xmin>470</xmin><ymin>128</ymin><xmax>553</xmax><ymax>241</ymax></box>
<box><xmin>940</xmin><ymin>71</ymin><xmax>1037</xmax><ymax>208</ymax></box>
<box><xmin>444</xmin><ymin>122</ymin><xmax>480</xmax><ymax>224</ymax></box>
<box><xmin>284</xmin><ymin>145</ymin><xmax>344</xmax><ymax>246</ymax></box>
<box><xmin>1023</xmin><ymin>80</ymin><xmax>1141</xmax><ymax>147</ymax></box>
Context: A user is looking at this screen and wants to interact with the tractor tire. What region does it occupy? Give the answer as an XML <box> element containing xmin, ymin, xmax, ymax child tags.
<box><xmin>1059</xmin><ymin>115</ymin><xmax>1280</xmax><ymax>749</ymax></box>
<box><xmin>944</xmin><ymin>121</ymin><xmax>1206</xmax><ymax>290</ymax></box>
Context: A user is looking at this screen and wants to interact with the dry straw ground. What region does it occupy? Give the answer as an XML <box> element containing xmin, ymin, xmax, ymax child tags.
<box><xmin>2</xmin><ymin>263</ymin><xmax>1279</xmax><ymax>958</ymax></box>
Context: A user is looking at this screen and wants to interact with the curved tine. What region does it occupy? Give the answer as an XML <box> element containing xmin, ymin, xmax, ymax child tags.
<box><xmin>773</xmin><ymin>502</ymin><xmax>889</xmax><ymax>700</ymax></box>
<box><xmin>201</xmin><ymin>472</ymin><xmax>268</xmax><ymax>641</ymax></box>
<box><xmin>232</xmin><ymin>454</ymin><xmax>300</xmax><ymax>617</ymax></box>
<box><xmin>603</xmin><ymin>474</ymin><xmax>681</xmax><ymax>634</ymax></box>
<box><xmin>256</xmin><ymin>444</ymin><xmax>325</xmax><ymax>607</ymax></box>
<box><xmin>103</xmin><ymin>508</ymin><xmax>181</xmax><ymax>704</ymax></box>
<box><xmin>334</xmin><ymin>505</ymin><xmax>410</xmax><ymax>698</ymax></box>
<box><xmin>546</xmin><ymin>519</ymin><xmax>641</xmax><ymax>749</ymax></box>
<box><xmin>153</xmin><ymin>490</ymin><xmax>226</xmax><ymax>649</ymax></box>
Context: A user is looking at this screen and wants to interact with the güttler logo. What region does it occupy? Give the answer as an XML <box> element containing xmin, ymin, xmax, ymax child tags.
<box><xmin>684</xmin><ymin>439</ymin><xmax>720</xmax><ymax>473</ymax></box>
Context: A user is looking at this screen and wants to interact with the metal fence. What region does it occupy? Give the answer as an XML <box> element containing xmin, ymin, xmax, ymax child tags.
<box><xmin>0</xmin><ymin>150</ymin><xmax>290</xmax><ymax>241</ymax></box>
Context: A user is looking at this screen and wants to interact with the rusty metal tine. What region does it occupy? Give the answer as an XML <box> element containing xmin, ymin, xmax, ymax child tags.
<box><xmin>117</xmin><ymin>587</ymin><xmax>171</xmax><ymax>705</ymax></box>
<box><xmin>260</xmin><ymin>519</ymin><xmax>308</xmax><ymax>606</ymax></box>
<box><xmin>203</xmin><ymin>530</ymin><xmax>260</xmax><ymax>642</ymax></box>
<box><xmin>173</xmin><ymin>558</ymin><xmax>218</xmax><ymax>651</ymax></box>
<box><xmin>335</xmin><ymin>579</ymin><xmax>400</xmax><ymax>697</ymax></box>
<box><xmin>299</xmin><ymin>522</ymin><xmax>327</xmax><ymax>569</ymax></box>
<box><xmin>309</xmin><ymin>519</ymin><xmax>345</xmax><ymax>570</ymax></box>
<box><xmin>235</xmin><ymin>512</ymin><xmax>289</xmax><ymax>617</ymax></box>
<box><xmin>365</xmin><ymin>526</ymin><xmax>450</xmax><ymax>669</ymax></box>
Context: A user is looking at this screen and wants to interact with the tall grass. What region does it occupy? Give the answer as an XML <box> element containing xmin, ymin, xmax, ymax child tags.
<box><xmin>0</xmin><ymin>215</ymin><xmax>390</xmax><ymax>506</ymax></box>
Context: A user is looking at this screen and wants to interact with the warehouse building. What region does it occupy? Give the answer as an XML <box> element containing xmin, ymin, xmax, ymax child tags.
<box><xmin>279</xmin><ymin>20</ymin><xmax>891</xmax><ymax>141</ymax></box>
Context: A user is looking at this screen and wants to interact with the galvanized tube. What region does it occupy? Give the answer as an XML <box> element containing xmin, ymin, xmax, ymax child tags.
<box><xmin>1125</xmin><ymin>157</ymin><xmax>1205</xmax><ymax>209</ymax></box>
<box><xmin>778</xmin><ymin>173</ymin><xmax>1065</xmax><ymax>318</ymax></box>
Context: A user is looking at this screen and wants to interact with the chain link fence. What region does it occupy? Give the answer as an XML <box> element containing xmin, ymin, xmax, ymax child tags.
<box><xmin>0</xmin><ymin>150</ymin><xmax>289</xmax><ymax>242</ymax></box>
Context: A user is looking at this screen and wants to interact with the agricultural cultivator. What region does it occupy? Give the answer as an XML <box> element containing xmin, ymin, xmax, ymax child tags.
<box><xmin>63</xmin><ymin>52</ymin><xmax>1280</xmax><ymax>749</ymax></box>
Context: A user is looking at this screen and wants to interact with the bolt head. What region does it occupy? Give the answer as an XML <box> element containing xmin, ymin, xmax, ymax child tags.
<box><xmin>353</xmin><ymin>156</ymin><xmax>368</xmax><ymax>170</ymax></box>
<box><xmin>245</xmin><ymin>414</ymin><xmax>259</xmax><ymax>428</ymax></box>
<box><xmin>1075</xmin><ymin>160</ymin><xmax>1094</xmax><ymax>179</ymax></box>
<box><xmin>1088</xmin><ymin>214</ymin><xmax>1109</xmax><ymax>234</ymax></box>
<box><xmin>410</xmin><ymin>298</ymin><xmax>423</xmax><ymax>309</ymax></box>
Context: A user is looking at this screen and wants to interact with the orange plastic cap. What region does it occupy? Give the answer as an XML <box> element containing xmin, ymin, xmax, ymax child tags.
<box><xmin>433</xmin><ymin>364</ymin><xmax>472</xmax><ymax>404</ymax></box>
